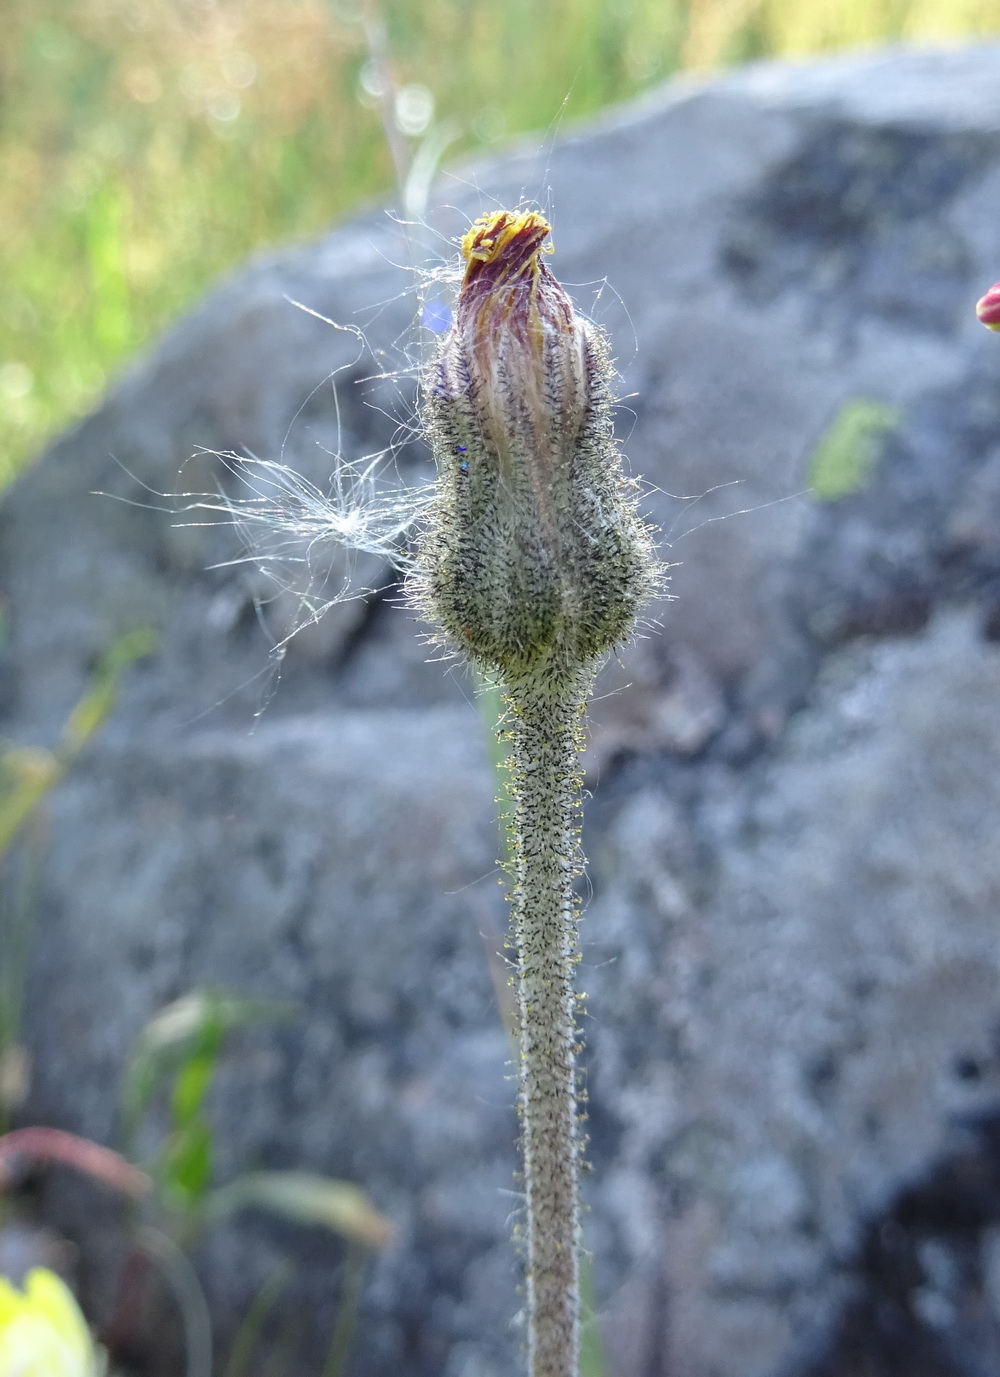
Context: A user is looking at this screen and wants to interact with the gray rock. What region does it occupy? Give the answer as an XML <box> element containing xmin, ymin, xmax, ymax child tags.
<box><xmin>6</xmin><ymin>40</ymin><xmax>1000</xmax><ymax>1377</ymax></box>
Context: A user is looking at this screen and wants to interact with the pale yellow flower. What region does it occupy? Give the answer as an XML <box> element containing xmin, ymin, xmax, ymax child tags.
<box><xmin>0</xmin><ymin>1268</ymin><xmax>104</xmax><ymax>1377</ymax></box>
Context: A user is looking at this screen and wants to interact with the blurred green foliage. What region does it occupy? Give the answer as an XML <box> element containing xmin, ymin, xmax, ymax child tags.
<box><xmin>0</xmin><ymin>629</ymin><xmax>154</xmax><ymax>1131</ymax></box>
<box><xmin>122</xmin><ymin>988</ymin><xmax>295</xmax><ymax>1222</ymax></box>
<box><xmin>1</xmin><ymin>0</ymin><xmax>998</xmax><ymax>484</ymax></box>
<box><xmin>0</xmin><ymin>627</ymin><xmax>155</xmax><ymax>856</ymax></box>
<box><xmin>122</xmin><ymin>984</ymin><xmax>393</xmax><ymax>1243</ymax></box>
<box><xmin>120</xmin><ymin>987</ymin><xmax>394</xmax><ymax>1374</ymax></box>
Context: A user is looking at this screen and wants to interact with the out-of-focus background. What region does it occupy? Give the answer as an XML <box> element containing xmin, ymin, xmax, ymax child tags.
<box><xmin>3</xmin><ymin>0</ymin><xmax>999</xmax><ymax>486</ymax></box>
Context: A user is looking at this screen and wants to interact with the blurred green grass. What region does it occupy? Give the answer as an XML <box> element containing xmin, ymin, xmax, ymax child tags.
<box><xmin>1</xmin><ymin>0</ymin><xmax>998</xmax><ymax>485</ymax></box>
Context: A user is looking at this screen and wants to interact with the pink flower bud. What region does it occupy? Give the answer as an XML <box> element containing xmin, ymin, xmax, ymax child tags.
<box><xmin>976</xmin><ymin>282</ymin><xmax>1000</xmax><ymax>332</ymax></box>
<box><xmin>454</xmin><ymin>211</ymin><xmax>586</xmax><ymax>468</ymax></box>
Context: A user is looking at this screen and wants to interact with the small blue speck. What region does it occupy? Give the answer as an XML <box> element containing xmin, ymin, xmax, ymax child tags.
<box><xmin>456</xmin><ymin>445</ymin><xmax>466</xmax><ymax>453</ymax></box>
<box><xmin>459</xmin><ymin>460</ymin><xmax>470</xmax><ymax>473</ymax></box>
<box><xmin>422</xmin><ymin>300</ymin><xmax>452</xmax><ymax>334</ymax></box>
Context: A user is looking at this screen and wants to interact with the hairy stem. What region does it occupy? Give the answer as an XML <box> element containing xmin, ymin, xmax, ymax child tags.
<box><xmin>506</xmin><ymin>665</ymin><xmax>590</xmax><ymax>1377</ymax></box>
<box><xmin>413</xmin><ymin>209</ymin><xmax>657</xmax><ymax>1377</ymax></box>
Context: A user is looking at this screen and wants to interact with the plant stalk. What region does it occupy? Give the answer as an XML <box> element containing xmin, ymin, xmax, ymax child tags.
<box><xmin>414</xmin><ymin>208</ymin><xmax>657</xmax><ymax>1377</ymax></box>
<box><xmin>505</xmin><ymin>666</ymin><xmax>590</xmax><ymax>1377</ymax></box>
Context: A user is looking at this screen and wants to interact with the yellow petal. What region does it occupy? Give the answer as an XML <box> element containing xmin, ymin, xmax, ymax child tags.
<box><xmin>0</xmin><ymin>1276</ymin><xmax>27</xmax><ymax>1327</ymax></box>
<box><xmin>0</xmin><ymin>1313</ymin><xmax>81</xmax><ymax>1377</ymax></box>
<box><xmin>0</xmin><ymin>1271</ymin><xmax>97</xmax><ymax>1377</ymax></box>
<box><xmin>22</xmin><ymin>1271</ymin><xmax>91</xmax><ymax>1357</ymax></box>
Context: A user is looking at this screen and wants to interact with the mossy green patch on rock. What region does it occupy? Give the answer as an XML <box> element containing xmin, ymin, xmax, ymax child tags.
<box><xmin>808</xmin><ymin>400</ymin><xmax>899</xmax><ymax>501</ymax></box>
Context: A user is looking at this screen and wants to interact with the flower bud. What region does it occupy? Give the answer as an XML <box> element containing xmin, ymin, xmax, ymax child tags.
<box><xmin>414</xmin><ymin>210</ymin><xmax>655</xmax><ymax>679</ymax></box>
<box><xmin>976</xmin><ymin>281</ymin><xmax>1000</xmax><ymax>331</ymax></box>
